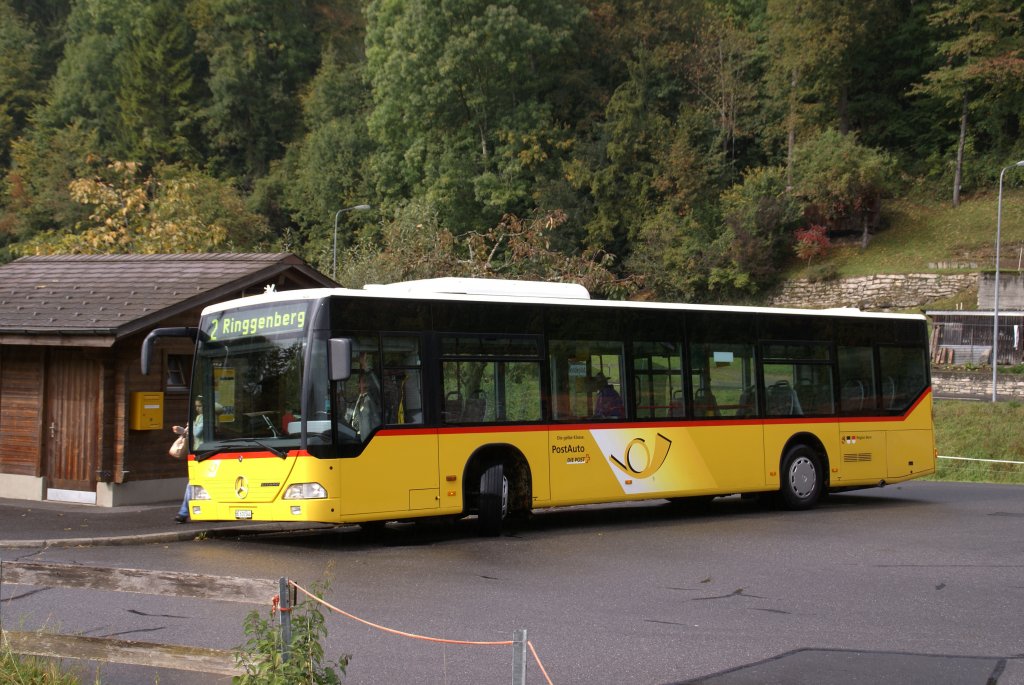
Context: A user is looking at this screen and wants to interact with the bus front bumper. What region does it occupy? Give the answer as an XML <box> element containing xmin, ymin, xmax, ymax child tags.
<box><xmin>187</xmin><ymin>498</ymin><xmax>341</xmax><ymax>523</ymax></box>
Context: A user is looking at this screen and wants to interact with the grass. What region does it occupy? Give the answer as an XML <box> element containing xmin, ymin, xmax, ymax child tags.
<box><xmin>932</xmin><ymin>398</ymin><xmax>1024</xmax><ymax>484</ymax></box>
<box><xmin>789</xmin><ymin>188</ymin><xmax>1024</xmax><ymax>280</ymax></box>
<box><xmin>0</xmin><ymin>641</ymin><xmax>86</xmax><ymax>685</ymax></box>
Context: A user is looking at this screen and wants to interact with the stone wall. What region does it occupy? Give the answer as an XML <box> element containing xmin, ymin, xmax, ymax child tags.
<box><xmin>933</xmin><ymin>369</ymin><xmax>1024</xmax><ymax>400</ymax></box>
<box><xmin>770</xmin><ymin>273</ymin><xmax>978</xmax><ymax>310</ymax></box>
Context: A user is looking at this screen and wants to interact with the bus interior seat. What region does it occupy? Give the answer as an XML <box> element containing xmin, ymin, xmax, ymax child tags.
<box><xmin>767</xmin><ymin>380</ymin><xmax>801</xmax><ymax>416</ymax></box>
<box><xmin>694</xmin><ymin>388</ymin><xmax>720</xmax><ymax>417</ymax></box>
<box><xmin>797</xmin><ymin>377</ymin><xmax>832</xmax><ymax>414</ymax></box>
<box><xmin>842</xmin><ymin>379</ymin><xmax>864</xmax><ymax>410</ymax></box>
<box><xmin>882</xmin><ymin>376</ymin><xmax>896</xmax><ymax>408</ymax></box>
<box><xmin>463</xmin><ymin>390</ymin><xmax>486</xmax><ymax>422</ymax></box>
<box><xmin>670</xmin><ymin>389</ymin><xmax>685</xmax><ymax>417</ymax></box>
<box><xmin>736</xmin><ymin>386</ymin><xmax>757</xmax><ymax>416</ymax></box>
<box><xmin>444</xmin><ymin>391</ymin><xmax>463</xmax><ymax>422</ymax></box>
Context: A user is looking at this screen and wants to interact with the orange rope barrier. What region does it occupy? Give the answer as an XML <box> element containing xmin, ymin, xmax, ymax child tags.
<box><xmin>288</xmin><ymin>580</ymin><xmax>556</xmax><ymax>682</ymax></box>
<box><xmin>527</xmin><ymin>640</ymin><xmax>555</xmax><ymax>685</ymax></box>
<box><xmin>289</xmin><ymin>580</ymin><xmax>512</xmax><ymax>646</ymax></box>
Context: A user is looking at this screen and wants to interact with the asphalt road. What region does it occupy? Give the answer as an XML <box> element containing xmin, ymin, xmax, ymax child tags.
<box><xmin>2</xmin><ymin>480</ymin><xmax>1023</xmax><ymax>684</ymax></box>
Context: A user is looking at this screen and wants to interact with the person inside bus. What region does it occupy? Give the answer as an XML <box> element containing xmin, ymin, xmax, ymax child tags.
<box><xmin>281</xmin><ymin>404</ymin><xmax>298</xmax><ymax>433</ymax></box>
<box><xmin>351</xmin><ymin>372</ymin><xmax>381</xmax><ymax>439</ymax></box>
<box><xmin>592</xmin><ymin>372</ymin><xmax>624</xmax><ymax>418</ymax></box>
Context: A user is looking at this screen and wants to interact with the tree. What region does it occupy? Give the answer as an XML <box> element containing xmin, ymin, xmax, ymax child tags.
<box><xmin>1</xmin><ymin>123</ymin><xmax>100</xmax><ymax>248</ymax></box>
<box><xmin>365</xmin><ymin>0</ymin><xmax>584</xmax><ymax>234</ymax></box>
<box><xmin>116</xmin><ymin>0</ymin><xmax>200</xmax><ymax>166</ymax></box>
<box><xmin>190</xmin><ymin>0</ymin><xmax>321</xmax><ymax>185</ymax></box>
<box><xmin>0</xmin><ymin>0</ymin><xmax>42</xmax><ymax>168</ymax></box>
<box><xmin>790</xmin><ymin>129</ymin><xmax>892</xmax><ymax>249</ymax></box>
<box><xmin>339</xmin><ymin>200</ymin><xmax>633</xmax><ymax>298</ymax></box>
<box><xmin>684</xmin><ymin>2</ymin><xmax>761</xmax><ymax>166</ymax></box>
<box><xmin>33</xmin><ymin>0</ymin><xmax>139</xmax><ymax>147</ymax></box>
<box><xmin>719</xmin><ymin>165</ymin><xmax>803</xmax><ymax>288</ymax></box>
<box><xmin>16</xmin><ymin>161</ymin><xmax>270</xmax><ymax>255</ymax></box>
<box><xmin>764</xmin><ymin>0</ymin><xmax>879</xmax><ymax>176</ymax></box>
<box><xmin>253</xmin><ymin>42</ymin><xmax>375</xmax><ymax>256</ymax></box>
<box><xmin>912</xmin><ymin>0</ymin><xmax>1024</xmax><ymax>207</ymax></box>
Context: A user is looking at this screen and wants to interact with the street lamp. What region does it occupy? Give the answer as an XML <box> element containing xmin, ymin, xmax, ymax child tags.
<box><xmin>991</xmin><ymin>161</ymin><xmax>1024</xmax><ymax>402</ymax></box>
<box><xmin>333</xmin><ymin>205</ymin><xmax>371</xmax><ymax>280</ymax></box>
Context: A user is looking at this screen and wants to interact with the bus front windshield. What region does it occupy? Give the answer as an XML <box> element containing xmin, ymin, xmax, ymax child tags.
<box><xmin>191</xmin><ymin>301</ymin><xmax>313</xmax><ymax>454</ymax></box>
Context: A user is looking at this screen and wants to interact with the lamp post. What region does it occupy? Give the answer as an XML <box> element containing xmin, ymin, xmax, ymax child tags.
<box><xmin>333</xmin><ymin>205</ymin><xmax>371</xmax><ymax>280</ymax></box>
<box><xmin>991</xmin><ymin>161</ymin><xmax>1024</xmax><ymax>402</ymax></box>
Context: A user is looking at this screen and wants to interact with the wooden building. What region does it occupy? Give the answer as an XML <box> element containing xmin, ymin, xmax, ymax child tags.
<box><xmin>0</xmin><ymin>253</ymin><xmax>335</xmax><ymax>505</ymax></box>
<box><xmin>927</xmin><ymin>310</ymin><xmax>1024</xmax><ymax>366</ymax></box>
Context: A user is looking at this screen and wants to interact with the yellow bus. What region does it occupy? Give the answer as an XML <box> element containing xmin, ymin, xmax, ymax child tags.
<box><xmin>143</xmin><ymin>278</ymin><xmax>935</xmax><ymax>535</ymax></box>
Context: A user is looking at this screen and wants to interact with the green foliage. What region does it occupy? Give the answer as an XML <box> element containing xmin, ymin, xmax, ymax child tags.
<box><xmin>719</xmin><ymin>165</ymin><xmax>803</xmax><ymax>287</ymax></box>
<box><xmin>626</xmin><ymin>207</ymin><xmax>721</xmax><ymax>302</ymax></box>
<box><xmin>234</xmin><ymin>584</ymin><xmax>350</xmax><ymax>685</ymax></box>
<box><xmin>339</xmin><ymin>200</ymin><xmax>633</xmax><ymax>298</ymax></box>
<box><xmin>190</xmin><ymin>0</ymin><xmax>321</xmax><ymax>184</ymax></box>
<box><xmin>1</xmin><ymin>123</ymin><xmax>100</xmax><ymax>243</ymax></box>
<box><xmin>791</xmin><ymin>129</ymin><xmax>892</xmax><ymax>236</ymax></box>
<box><xmin>15</xmin><ymin>161</ymin><xmax>269</xmax><ymax>255</ymax></box>
<box><xmin>34</xmin><ymin>0</ymin><xmax>137</xmax><ymax>144</ymax></box>
<box><xmin>0</xmin><ymin>0</ymin><xmax>41</xmax><ymax>168</ymax></box>
<box><xmin>115</xmin><ymin>0</ymin><xmax>199</xmax><ymax>166</ymax></box>
<box><xmin>1</xmin><ymin>0</ymin><xmax>1024</xmax><ymax>287</ymax></box>
<box><xmin>365</xmin><ymin>0</ymin><xmax>584</xmax><ymax>234</ymax></box>
<box><xmin>254</xmin><ymin>47</ymin><xmax>374</xmax><ymax>250</ymax></box>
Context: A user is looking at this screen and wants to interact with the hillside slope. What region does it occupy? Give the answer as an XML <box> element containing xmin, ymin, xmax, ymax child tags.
<box><xmin>788</xmin><ymin>189</ymin><xmax>1024</xmax><ymax>281</ymax></box>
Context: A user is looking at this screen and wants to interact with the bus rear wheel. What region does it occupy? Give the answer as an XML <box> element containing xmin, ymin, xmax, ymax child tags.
<box><xmin>779</xmin><ymin>445</ymin><xmax>823</xmax><ymax>510</ymax></box>
<box><xmin>478</xmin><ymin>462</ymin><xmax>508</xmax><ymax>536</ymax></box>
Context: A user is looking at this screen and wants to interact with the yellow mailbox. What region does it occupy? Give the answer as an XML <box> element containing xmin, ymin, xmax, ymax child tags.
<box><xmin>130</xmin><ymin>391</ymin><xmax>164</xmax><ymax>430</ymax></box>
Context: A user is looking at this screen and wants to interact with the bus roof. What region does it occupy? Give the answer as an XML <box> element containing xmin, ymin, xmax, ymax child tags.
<box><xmin>199</xmin><ymin>278</ymin><xmax>925</xmax><ymax>321</ymax></box>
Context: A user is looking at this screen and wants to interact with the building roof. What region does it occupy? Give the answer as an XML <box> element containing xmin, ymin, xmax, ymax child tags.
<box><xmin>0</xmin><ymin>253</ymin><xmax>335</xmax><ymax>345</ymax></box>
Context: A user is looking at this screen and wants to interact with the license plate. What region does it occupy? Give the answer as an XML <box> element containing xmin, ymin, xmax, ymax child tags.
<box><xmin>234</xmin><ymin>509</ymin><xmax>253</xmax><ymax>520</ymax></box>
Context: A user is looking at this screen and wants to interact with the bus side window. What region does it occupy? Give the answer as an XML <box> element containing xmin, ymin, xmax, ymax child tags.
<box><xmin>689</xmin><ymin>344</ymin><xmax>756</xmax><ymax>418</ymax></box>
<box><xmin>878</xmin><ymin>346</ymin><xmax>927</xmax><ymax>411</ymax></box>
<box><xmin>838</xmin><ymin>346</ymin><xmax>877</xmax><ymax>414</ymax></box>
<box><xmin>548</xmin><ymin>339</ymin><xmax>625</xmax><ymax>420</ymax></box>
<box><xmin>633</xmin><ymin>340</ymin><xmax>685</xmax><ymax>419</ymax></box>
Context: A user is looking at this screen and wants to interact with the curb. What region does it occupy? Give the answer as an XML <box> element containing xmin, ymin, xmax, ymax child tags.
<box><xmin>0</xmin><ymin>523</ymin><xmax>338</xmax><ymax>549</ymax></box>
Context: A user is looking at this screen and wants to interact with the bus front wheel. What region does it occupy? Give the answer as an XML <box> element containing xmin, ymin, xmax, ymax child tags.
<box><xmin>779</xmin><ymin>445</ymin><xmax>822</xmax><ymax>510</ymax></box>
<box><xmin>478</xmin><ymin>462</ymin><xmax>508</xmax><ymax>536</ymax></box>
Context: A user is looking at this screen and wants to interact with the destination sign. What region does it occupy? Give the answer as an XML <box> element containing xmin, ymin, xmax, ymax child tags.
<box><xmin>203</xmin><ymin>301</ymin><xmax>308</xmax><ymax>341</ymax></box>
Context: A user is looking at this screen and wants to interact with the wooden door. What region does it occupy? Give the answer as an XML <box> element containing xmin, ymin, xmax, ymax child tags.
<box><xmin>44</xmin><ymin>350</ymin><xmax>102</xmax><ymax>496</ymax></box>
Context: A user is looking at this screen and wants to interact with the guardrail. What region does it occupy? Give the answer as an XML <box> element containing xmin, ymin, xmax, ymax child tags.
<box><xmin>0</xmin><ymin>560</ymin><xmax>273</xmax><ymax>675</ymax></box>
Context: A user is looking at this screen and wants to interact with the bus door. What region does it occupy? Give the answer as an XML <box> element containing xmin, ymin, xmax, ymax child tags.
<box><xmin>438</xmin><ymin>344</ymin><xmax>549</xmax><ymax>508</ymax></box>
<box><xmin>686</xmin><ymin>342</ymin><xmax>766</xmax><ymax>493</ymax></box>
<box><xmin>335</xmin><ymin>334</ymin><xmax>440</xmax><ymax>517</ymax></box>
<box><xmin>835</xmin><ymin>345</ymin><xmax>886</xmax><ymax>484</ymax></box>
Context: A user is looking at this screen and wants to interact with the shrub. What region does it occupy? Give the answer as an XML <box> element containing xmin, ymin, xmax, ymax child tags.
<box><xmin>234</xmin><ymin>583</ymin><xmax>350</xmax><ymax>685</ymax></box>
<box><xmin>794</xmin><ymin>224</ymin><xmax>831</xmax><ymax>264</ymax></box>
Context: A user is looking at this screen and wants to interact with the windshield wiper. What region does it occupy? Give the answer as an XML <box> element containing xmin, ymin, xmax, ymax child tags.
<box><xmin>195</xmin><ymin>440</ymin><xmax>289</xmax><ymax>462</ymax></box>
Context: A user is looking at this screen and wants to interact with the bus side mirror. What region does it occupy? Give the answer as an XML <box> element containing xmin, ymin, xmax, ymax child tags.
<box><xmin>329</xmin><ymin>338</ymin><xmax>352</xmax><ymax>381</ymax></box>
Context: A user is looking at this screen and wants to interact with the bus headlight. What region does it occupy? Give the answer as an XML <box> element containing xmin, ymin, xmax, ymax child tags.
<box><xmin>283</xmin><ymin>483</ymin><xmax>327</xmax><ymax>499</ymax></box>
<box><xmin>189</xmin><ymin>485</ymin><xmax>211</xmax><ymax>500</ymax></box>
